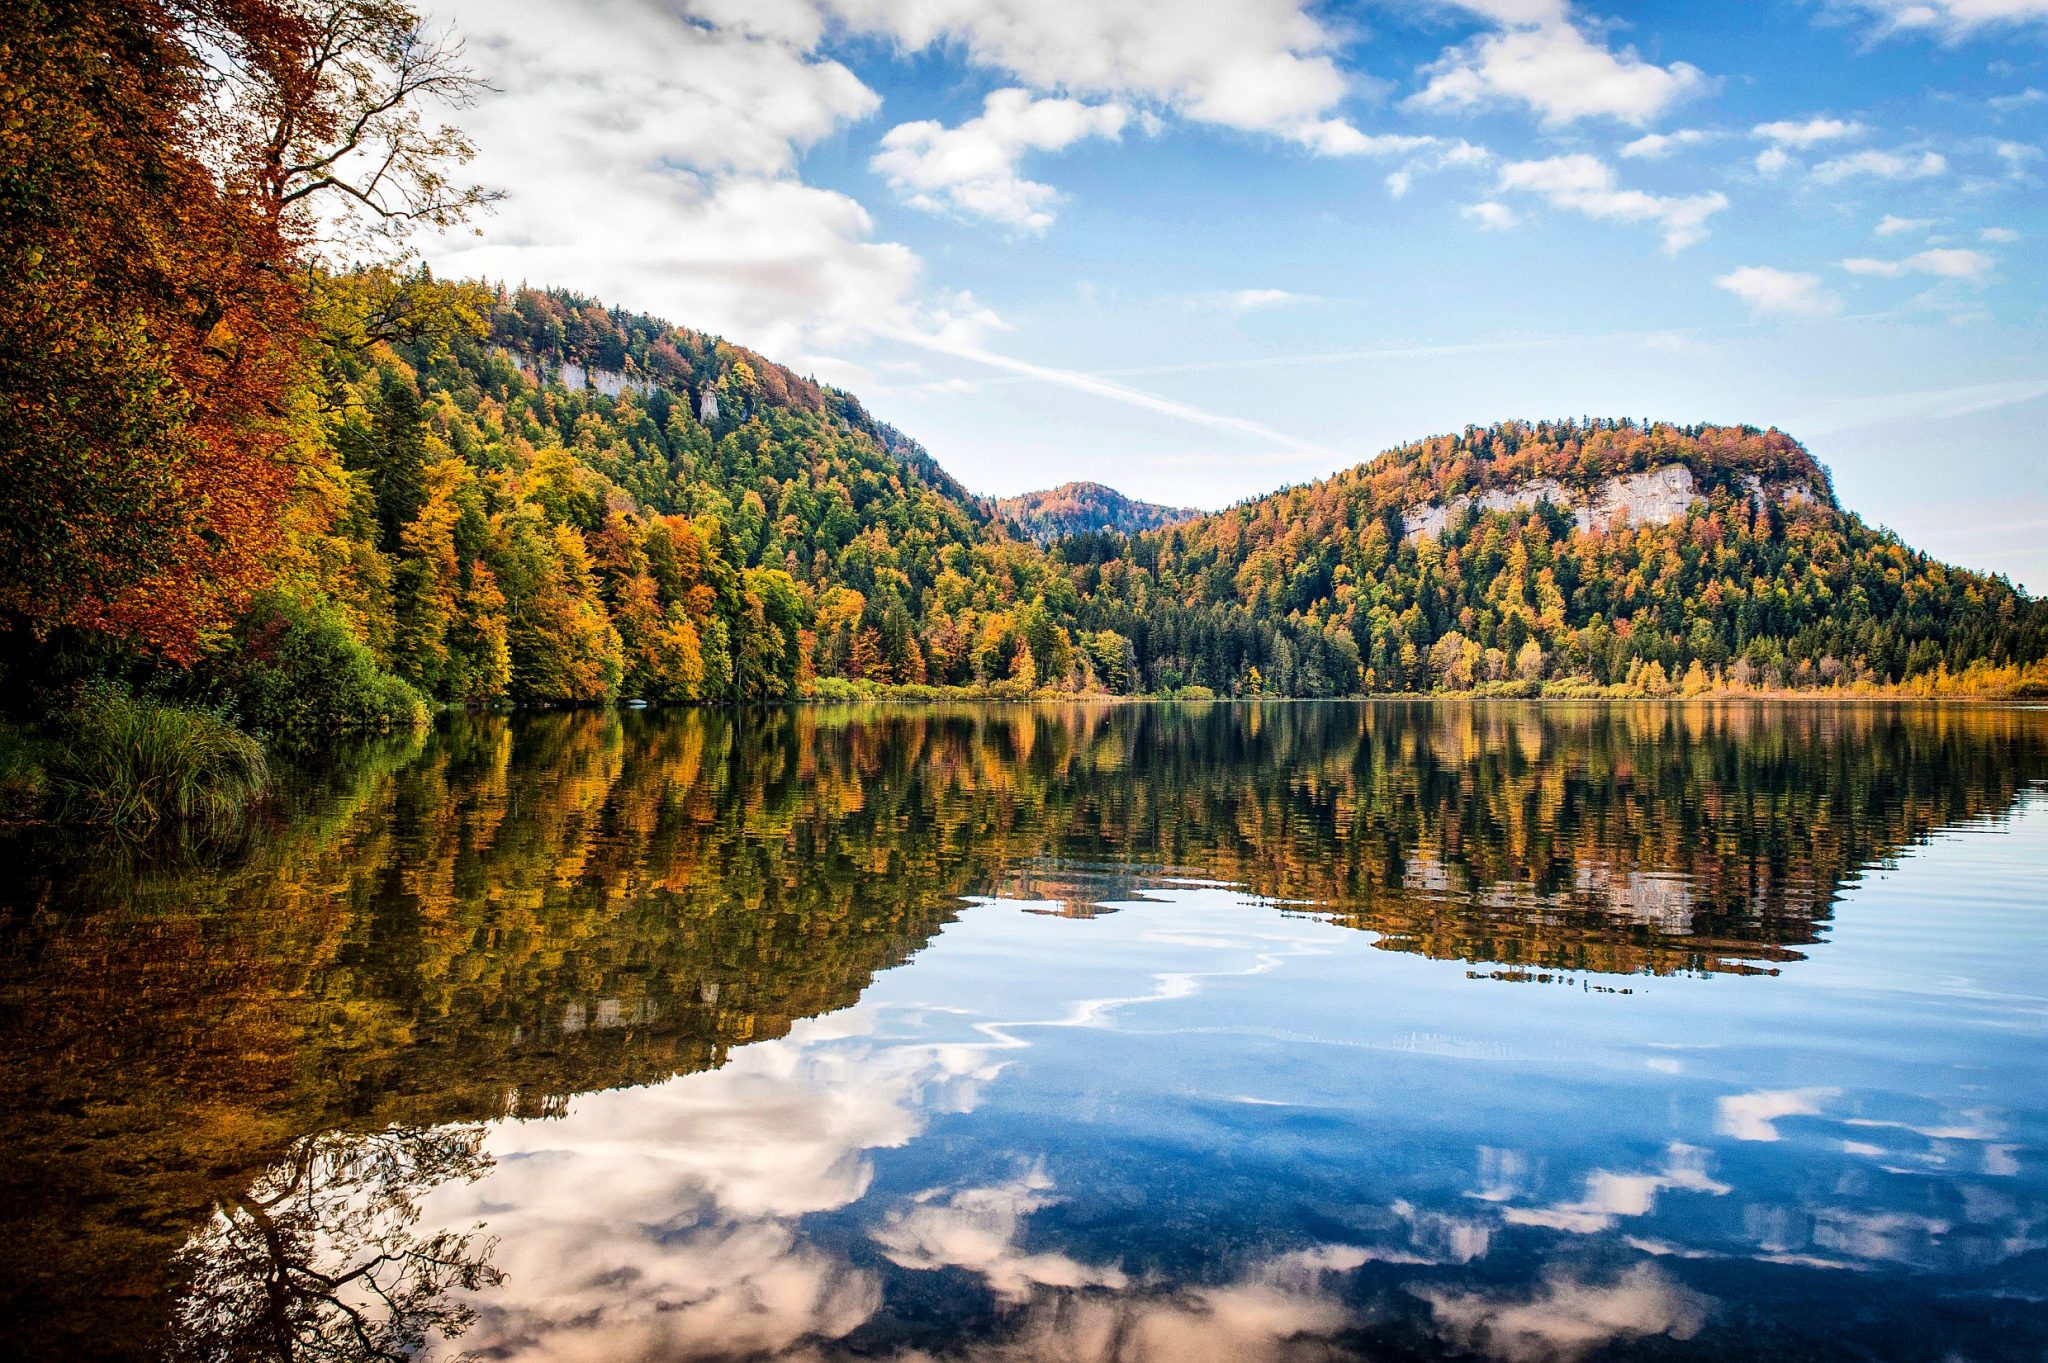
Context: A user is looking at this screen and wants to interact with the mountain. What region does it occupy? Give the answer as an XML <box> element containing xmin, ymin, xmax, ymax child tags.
<box><xmin>124</xmin><ymin>277</ymin><xmax>2048</xmax><ymax>712</ymax></box>
<box><xmin>990</xmin><ymin>481</ymin><xmax>1201</xmax><ymax>543</ymax></box>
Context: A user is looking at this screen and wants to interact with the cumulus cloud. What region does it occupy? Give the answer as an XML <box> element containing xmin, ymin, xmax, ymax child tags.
<box><xmin>1981</xmin><ymin>225</ymin><xmax>2020</xmax><ymax>241</ymax></box>
<box><xmin>1841</xmin><ymin>248</ymin><xmax>1996</xmax><ymax>280</ymax></box>
<box><xmin>405</xmin><ymin>1013</ymin><xmax>1006</xmax><ymax>1361</ymax></box>
<box><xmin>1496</xmin><ymin>153</ymin><xmax>1728</xmax><ymax>250</ymax></box>
<box><xmin>1464</xmin><ymin>200</ymin><xmax>1520</xmax><ymax>229</ymax></box>
<box><xmin>1755</xmin><ymin>146</ymin><xmax>1796</xmax><ymax>177</ymax></box>
<box><xmin>1385</xmin><ymin>137</ymin><xmax>1496</xmax><ymax>197</ymax></box>
<box><xmin>1753</xmin><ymin>116</ymin><xmax>1866</xmax><ymax>147</ymax></box>
<box><xmin>873</xmin><ymin>89</ymin><xmax>1130</xmax><ymax>232</ymax></box>
<box><xmin>935</xmin><ymin>1244</ymin><xmax>1373</xmax><ymax>1363</ymax></box>
<box><xmin>827</xmin><ymin>0</ymin><xmax>1377</xmax><ymax>151</ymax></box>
<box><xmin>1619</xmin><ymin>129</ymin><xmax>1711</xmax><ymax>159</ymax></box>
<box><xmin>1875</xmin><ymin>213</ymin><xmax>1936</xmax><ymax>235</ymax></box>
<box><xmin>873</xmin><ymin>1164</ymin><xmax>1128</xmax><ymax>1303</ymax></box>
<box><xmin>1415</xmin><ymin>1264</ymin><xmax>1711</xmax><ymax>1363</ymax></box>
<box><xmin>414</xmin><ymin>0</ymin><xmax>1344</xmax><ymax>453</ymax></box>
<box><xmin>1810</xmin><ymin>149</ymin><xmax>1949</xmax><ymax>183</ymax></box>
<box><xmin>1714</xmin><ymin>1087</ymin><xmax>1837</xmax><ymax>1141</ymax></box>
<box><xmin>1500</xmin><ymin>1145</ymin><xmax>1729</xmax><ymax>1235</ymax></box>
<box><xmin>418</xmin><ymin>0</ymin><xmax>944</xmax><ymax>361</ymax></box>
<box><xmin>1408</xmin><ymin>1</ymin><xmax>1709</xmax><ymax>126</ymax></box>
<box><xmin>1714</xmin><ymin>266</ymin><xmax>1843</xmax><ymax>318</ymax></box>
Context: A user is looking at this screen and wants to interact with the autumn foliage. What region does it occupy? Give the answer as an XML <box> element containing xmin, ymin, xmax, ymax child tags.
<box><xmin>1</xmin><ymin>8</ymin><xmax>2041</xmax><ymax>713</ymax></box>
<box><xmin>0</xmin><ymin>0</ymin><xmax>311</xmax><ymax>661</ymax></box>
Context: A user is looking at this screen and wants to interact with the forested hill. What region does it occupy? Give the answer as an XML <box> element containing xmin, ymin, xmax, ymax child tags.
<box><xmin>296</xmin><ymin>279</ymin><xmax>2041</xmax><ymax>705</ymax></box>
<box><xmin>480</xmin><ymin>289</ymin><xmax>985</xmax><ymax>515</ymax></box>
<box><xmin>1060</xmin><ymin>419</ymin><xmax>2046</xmax><ymax>694</ymax></box>
<box><xmin>12</xmin><ymin>266</ymin><xmax>2045</xmax><ymax>719</ymax></box>
<box><xmin>991</xmin><ymin>482</ymin><xmax>1202</xmax><ymax>543</ymax></box>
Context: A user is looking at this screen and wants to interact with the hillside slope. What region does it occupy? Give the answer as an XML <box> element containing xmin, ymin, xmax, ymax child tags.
<box><xmin>991</xmin><ymin>482</ymin><xmax>1201</xmax><ymax>543</ymax></box>
<box><xmin>272</xmin><ymin>278</ymin><xmax>2043</xmax><ymax>705</ymax></box>
<box><xmin>1059</xmin><ymin>420</ymin><xmax>2045</xmax><ymax>694</ymax></box>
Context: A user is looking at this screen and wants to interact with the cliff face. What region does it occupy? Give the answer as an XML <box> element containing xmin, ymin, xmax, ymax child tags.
<box><xmin>1399</xmin><ymin>462</ymin><xmax>1823</xmax><ymax>543</ymax></box>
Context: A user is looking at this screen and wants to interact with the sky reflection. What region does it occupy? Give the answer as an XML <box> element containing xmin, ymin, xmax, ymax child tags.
<box><xmin>257</xmin><ymin>793</ymin><xmax>2048</xmax><ymax>1363</ymax></box>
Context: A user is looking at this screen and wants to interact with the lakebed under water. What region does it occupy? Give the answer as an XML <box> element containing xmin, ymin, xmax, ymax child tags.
<box><xmin>1</xmin><ymin>701</ymin><xmax>2044</xmax><ymax>1361</ymax></box>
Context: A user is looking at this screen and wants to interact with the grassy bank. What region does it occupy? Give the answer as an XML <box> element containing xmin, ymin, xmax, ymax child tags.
<box><xmin>1</xmin><ymin>689</ymin><xmax>266</xmax><ymax>830</ymax></box>
<box><xmin>49</xmin><ymin>687</ymin><xmax>268</xmax><ymax>828</ymax></box>
<box><xmin>2</xmin><ymin>595</ymin><xmax>432</xmax><ymax>832</ymax></box>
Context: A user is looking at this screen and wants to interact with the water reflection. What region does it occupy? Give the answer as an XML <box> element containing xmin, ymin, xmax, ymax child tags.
<box><xmin>0</xmin><ymin>701</ymin><xmax>2042</xmax><ymax>1360</ymax></box>
<box><xmin>172</xmin><ymin>1127</ymin><xmax>501</xmax><ymax>1362</ymax></box>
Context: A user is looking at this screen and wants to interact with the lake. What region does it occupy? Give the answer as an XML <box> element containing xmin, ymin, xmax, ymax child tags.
<box><xmin>2</xmin><ymin>701</ymin><xmax>2044</xmax><ymax>1362</ymax></box>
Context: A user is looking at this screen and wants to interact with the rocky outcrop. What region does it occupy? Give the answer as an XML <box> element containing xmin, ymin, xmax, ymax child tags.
<box><xmin>1400</xmin><ymin>463</ymin><xmax>1819</xmax><ymax>544</ymax></box>
<box><xmin>508</xmin><ymin>351</ymin><xmax>653</xmax><ymax>398</ymax></box>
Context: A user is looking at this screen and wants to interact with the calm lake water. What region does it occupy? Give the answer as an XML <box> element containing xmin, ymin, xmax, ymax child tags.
<box><xmin>2</xmin><ymin>702</ymin><xmax>2045</xmax><ymax>1362</ymax></box>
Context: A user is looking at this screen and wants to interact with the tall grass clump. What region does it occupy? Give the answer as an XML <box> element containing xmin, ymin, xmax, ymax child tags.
<box><xmin>51</xmin><ymin>684</ymin><xmax>268</xmax><ymax>829</ymax></box>
<box><xmin>0</xmin><ymin>724</ymin><xmax>53</xmax><ymax>819</ymax></box>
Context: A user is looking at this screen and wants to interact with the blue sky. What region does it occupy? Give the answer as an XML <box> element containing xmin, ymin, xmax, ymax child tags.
<box><xmin>421</xmin><ymin>1</ymin><xmax>2047</xmax><ymax>588</ymax></box>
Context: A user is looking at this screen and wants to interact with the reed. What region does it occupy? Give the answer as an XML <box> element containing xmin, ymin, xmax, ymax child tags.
<box><xmin>51</xmin><ymin>686</ymin><xmax>268</xmax><ymax>830</ymax></box>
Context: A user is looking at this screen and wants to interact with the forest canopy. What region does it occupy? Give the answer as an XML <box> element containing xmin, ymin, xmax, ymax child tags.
<box><xmin>2</xmin><ymin>1</ymin><xmax>2044</xmax><ymax>738</ymax></box>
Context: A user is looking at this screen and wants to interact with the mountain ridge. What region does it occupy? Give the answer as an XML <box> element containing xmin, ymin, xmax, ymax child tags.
<box><xmin>989</xmin><ymin>481</ymin><xmax>1203</xmax><ymax>544</ymax></box>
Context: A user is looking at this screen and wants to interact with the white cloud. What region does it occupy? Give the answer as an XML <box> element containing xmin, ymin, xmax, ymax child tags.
<box><xmin>1499</xmin><ymin>1144</ymin><xmax>1729</xmax><ymax>1235</ymax></box>
<box><xmin>1995</xmin><ymin>140</ymin><xmax>2044</xmax><ymax>167</ymax></box>
<box><xmin>1841</xmin><ymin>247</ymin><xmax>1997</xmax><ymax>280</ymax></box>
<box><xmin>1832</xmin><ymin>0</ymin><xmax>2048</xmax><ymax>39</ymax></box>
<box><xmin>1416</xmin><ymin>1264</ymin><xmax>1711</xmax><ymax>1363</ymax></box>
<box><xmin>1990</xmin><ymin>87</ymin><xmax>2047</xmax><ymax>110</ymax></box>
<box><xmin>873</xmin><ymin>89</ymin><xmax>1129</xmax><ymax>233</ymax></box>
<box><xmin>1875</xmin><ymin>213</ymin><xmax>1937</xmax><ymax>235</ymax></box>
<box><xmin>1714</xmin><ymin>266</ymin><xmax>1844</xmax><ymax>318</ymax></box>
<box><xmin>873</xmin><ymin>1164</ymin><xmax>1127</xmax><ymax>1303</ymax></box>
<box><xmin>399</xmin><ymin>1013</ymin><xmax>1003</xmax><ymax>1361</ymax></box>
<box><xmin>1496</xmin><ymin>153</ymin><xmax>1728</xmax><ymax>250</ymax></box>
<box><xmin>1714</xmin><ymin>1087</ymin><xmax>1836</xmax><ymax>1141</ymax></box>
<box><xmin>1810</xmin><ymin>149</ymin><xmax>1949</xmax><ymax>183</ymax></box>
<box><xmin>1753</xmin><ymin>116</ymin><xmax>1867</xmax><ymax>147</ymax></box>
<box><xmin>1384</xmin><ymin>137</ymin><xmax>1496</xmax><ymax>199</ymax></box>
<box><xmin>1755</xmin><ymin>146</ymin><xmax>1795</xmax><ymax>177</ymax></box>
<box><xmin>1222</xmin><ymin>288</ymin><xmax>1318</xmax><ymax>309</ymax></box>
<box><xmin>416</xmin><ymin>0</ymin><xmax>1358</xmax><ymax>457</ymax></box>
<box><xmin>923</xmin><ymin>1243</ymin><xmax>1374</xmax><ymax>1361</ymax></box>
<box><xmin>1409</xmin><ymin>1</ymin><xmax>1709</xmax><ymax>126</ymax></box>
<box><xmin>420</xmin><ymin>0</ymin><xmax>939</xmax><ymax>360</ymax></box>
<box><xmin>826</xmin><ymin>0</ymin><xmax>1377</xmax><ymax>151</ymax></box>
<box><xmin>1619</xmin><ymin>129</ymin><xmax>1711</xmax><ymax>159</ymax></box>
<box><xmin>1981</xmin><ymin>225</ymin><xmax>2020</xmax><ymax>241</ymax></box>
<box><xmin>1464</xmin><ymin>200</ymin><xmax>1520</xmax><ymax>230</ymax></box>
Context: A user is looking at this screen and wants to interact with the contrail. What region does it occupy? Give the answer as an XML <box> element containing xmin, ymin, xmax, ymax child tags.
<box><xmin>881</xmin><ymin>325</ymin><xmax>1344</xmax><ymax>460</ymax></box>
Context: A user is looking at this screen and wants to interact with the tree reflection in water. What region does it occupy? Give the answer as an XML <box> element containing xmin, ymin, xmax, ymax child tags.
<box><xmin>171</xmin><ymin>1127</ymin><xmax>502</xmax><ymax>1363</ymax></box>
<box><xmin>0</xmin><ymin>701</ymin><xmax>2041</xmax><ymax>1361</ymax></box>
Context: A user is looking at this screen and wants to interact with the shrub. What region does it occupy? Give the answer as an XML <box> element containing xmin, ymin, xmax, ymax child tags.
<box><xmin>806</xmin><ymin>676</ymin><xmax>867</xmax><ymax>703</ymax></box>
<box><xmin>220</xmin><ymin>592</ymin><xmax>428</xmax><ymax>734</ymax></box>
<box><xmin>51</xmin><ymin>684</ymin><xmax>268</xmax><ymax>829</ymax></box>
